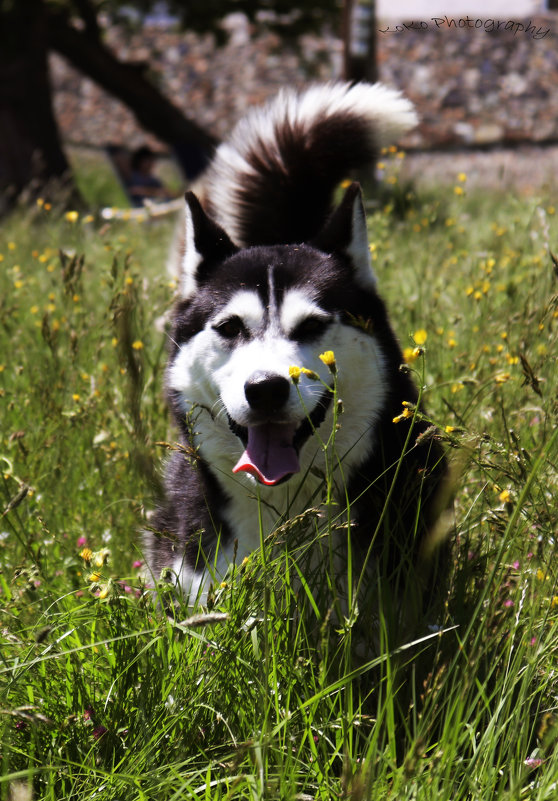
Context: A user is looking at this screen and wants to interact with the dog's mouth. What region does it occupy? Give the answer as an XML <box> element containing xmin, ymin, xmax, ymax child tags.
<box><xmin>229</xmin><ymin>388</ymin><xmax>332</xmax><ymax>486</ymax></box>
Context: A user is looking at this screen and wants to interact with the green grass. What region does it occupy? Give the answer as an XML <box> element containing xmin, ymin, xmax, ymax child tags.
<box><xmin>1</xmin><ymin>170</ymin><xmax>557</xmax><ymax>800</ymax></box>
<box><xmin>67</xmin><ymin>146</ymin><xmax>131</xmax><ymax>210</ymax></box>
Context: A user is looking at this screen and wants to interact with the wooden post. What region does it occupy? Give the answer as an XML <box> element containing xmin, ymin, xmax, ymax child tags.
<box><xmin>342</xmin><ymin>0</ymin><xmax>379</xmax><ymax>192</ymax></box>
<box><xmin>343</xmin><ymin>0</ymin><xmax>378</xmax><ymax>84</ymax></box>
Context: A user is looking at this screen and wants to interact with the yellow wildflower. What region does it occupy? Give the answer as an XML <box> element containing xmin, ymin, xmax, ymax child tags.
<box><xmin>301</xmin><ymin>367</ymin><xmax>319</xmax><ymax>380</ymax></box>
<box><xmin>80</xmin><ymin>548</ymin><xmax>93</xmax><ymax>562</ymax></box>
<box><xmin>494</xmin><ymin>372</ymin><xmax>511</xmax><ymax>384</ymax></box>
<box><xmin>403</xmin><ymin>347</ymin><xmax>418</xmax><ymax>363</ymax></box>
<box><xmin>132</xmin><ymin>340</ymin><xmax>144</xmax><ymax>350</ymax></box>
<box><xmin>93</xmin><ymin>548</ymin><xmax>110</xmax><ymax>568</ymax></box>
<box><xmin>413</xmin><ymin>329</ymin><xmax>427</xmax><ymax>345</ymax></box>
<box><xmin>65</xmin><ymin>211</ymin><xmax>79</xmax><ymax>223</ymax></box>
<box><xmin>319</xmin><ymin>351</ymin><xmax>336</xmax><ymax>374</ymax></box>
<box><xmin>392</xmin><ymin>407</ymin><xmax>413</xmax><ymax>424</ymax></box>
<box><xmin>289</xmin><ymin>365</ymin><xmax>302</xmax><ymax>383</ymax></box>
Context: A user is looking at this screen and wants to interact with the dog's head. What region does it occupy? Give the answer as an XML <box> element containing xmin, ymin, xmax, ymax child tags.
<box><xmin>167</xmin><ymin>184</ymin><xmax>393</xmax><ymax>487</ymax></box>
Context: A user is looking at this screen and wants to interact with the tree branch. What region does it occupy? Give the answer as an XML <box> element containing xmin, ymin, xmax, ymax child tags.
<box><xmin>47</xmin><ymin>6</ymin><xmax>217</xmax><ymax>169</ymax></box>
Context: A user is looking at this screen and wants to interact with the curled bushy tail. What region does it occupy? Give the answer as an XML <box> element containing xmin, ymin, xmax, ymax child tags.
<box><xmin>194</xmin><ymin>82</ymin><xmax>417</xmax><ymax>247</ymax></box>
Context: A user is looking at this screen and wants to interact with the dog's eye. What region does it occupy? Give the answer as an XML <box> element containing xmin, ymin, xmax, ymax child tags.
<box><xmin>291</xmin><ymin>316</ymin><xmax>331</xmax><ymax>342</ymax></box>
<box><xmin>212</xmin><ymin>316</ymin><xmax>247</xmax><ymax>340</ymax></box>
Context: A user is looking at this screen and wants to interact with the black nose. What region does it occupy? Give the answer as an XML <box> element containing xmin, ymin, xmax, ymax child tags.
<box><xmin>244</xmin><ymin>371</ymin><xmax>290</xmax><ymax>414</ymax></box>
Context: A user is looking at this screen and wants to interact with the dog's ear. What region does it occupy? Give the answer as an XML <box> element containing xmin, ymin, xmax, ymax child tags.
<box><xmin>181</xmin><ymin>191</ymin><xmax>238</xmax><ymax>299</ymax></box>
<box><xmin>312</xmin><ymin>182</ymin><xmax>377</xmax><ymax>290</ymax></box>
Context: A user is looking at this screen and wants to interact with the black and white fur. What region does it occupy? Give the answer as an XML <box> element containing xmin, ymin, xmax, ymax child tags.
<box><xmin>145</xmin><ymin>83</ymin><xmax>448</xmax><ymax>626</ymax></box>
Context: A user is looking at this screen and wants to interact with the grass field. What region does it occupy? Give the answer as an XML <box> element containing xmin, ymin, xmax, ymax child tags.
<box><xmin>1</xmin><ymin>163</ymin><xmax>557</xmax><ymax>800</ymax></box>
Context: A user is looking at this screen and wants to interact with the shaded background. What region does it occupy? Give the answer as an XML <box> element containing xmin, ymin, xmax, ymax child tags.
<box><xmin>2</xmin><ymin>0</ymin><xmax>557</xmax><ymax>210</ymax></box>
<box><xmin>52</xmin><ymin>1</ymin><xmax>558</xmax><ymax>152</ymax></box>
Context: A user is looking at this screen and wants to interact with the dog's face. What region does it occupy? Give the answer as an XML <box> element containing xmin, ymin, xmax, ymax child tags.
<box><xmin>167</xmin><ymin>185</ymin><xmax>392</xmax><ymax>488</ymax></box>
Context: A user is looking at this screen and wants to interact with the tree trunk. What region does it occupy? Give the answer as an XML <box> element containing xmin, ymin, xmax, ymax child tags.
<box><xmin>47</xmin><ymin>6</ymin><xmax>218</xmax><ymax>178</ymax></box>
<box><xmin>0</xmin><ymin>0</ymin><xmax>218</xmax><ymax>213</ymax></box>
<box><xmin>0</xmin><ymin>0</ymin><xmax>74</xmax><ymax>214</ymax></box>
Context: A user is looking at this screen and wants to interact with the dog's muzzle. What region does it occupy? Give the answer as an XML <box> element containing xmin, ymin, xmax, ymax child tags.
<box><xmin>230</xmin><ymin>371</ymin><xmax>332</xmax><ymax>486</ymax></box>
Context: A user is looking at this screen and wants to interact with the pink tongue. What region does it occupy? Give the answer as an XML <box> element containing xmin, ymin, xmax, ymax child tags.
<box><xmin>232</xmin><ymin>423</ymin><xmax>300</xmax><ymax>485</ymax></box>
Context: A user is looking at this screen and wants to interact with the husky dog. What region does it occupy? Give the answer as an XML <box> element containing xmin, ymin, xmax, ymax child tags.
<box><xmin>145</xmin><ymin>83</ymin><xmax>448</xmax><ymax>627</ymax></box>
